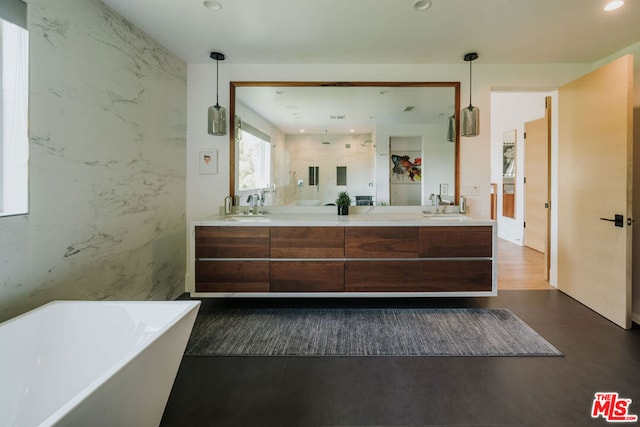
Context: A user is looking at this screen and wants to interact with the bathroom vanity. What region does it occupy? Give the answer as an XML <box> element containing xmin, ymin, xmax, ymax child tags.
<box><xmin>189</xmin><ymin>209</ymin><xmax>497</xmax><ymax>297</ymax></box>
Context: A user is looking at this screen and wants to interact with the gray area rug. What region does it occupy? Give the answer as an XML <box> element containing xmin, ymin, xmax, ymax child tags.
<box><xmin>185</xmin><ymin>308</ymin><xmax>562</xmax><ymax>357</ymax></box>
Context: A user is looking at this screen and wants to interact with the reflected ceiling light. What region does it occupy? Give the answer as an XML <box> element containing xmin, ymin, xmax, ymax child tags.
<box><xmin>461</xmin><ymin>52</ymin><xmax>479</xmax><ymax>137</ymax></box>
<box><xmin>203</xmin><ymin>1</ymin><xmax>222</xmax><ymax>11</ymax></box>
<box><xmin>207</xmin><ymin>52</ymin><xmax>226</xmax><ymax>135</ymax></box>
<box><xmin>413</xmin><ymin>0</ymin><xmax>432</xmax><ymax>10</ymax></box>
<box><xmin>604</xmin><ymin>1</ymin><xmax>624</xmax><ymax>11</ymax></box>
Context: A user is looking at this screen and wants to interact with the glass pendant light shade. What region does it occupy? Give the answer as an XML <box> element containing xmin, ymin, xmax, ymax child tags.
<box><xmin>447</xmin><ymin>114</ymin><xmax>455</xmax><ymax>142</ymax></box>
<box><xmin>208</xmin><ymin>105</ymin><xmax>226</xmax><ymax>135</ymax></box>
<box><xmin>208</xmin><ymin>51</ymin><xmax>226</xmax><ymax>136</ymax></box>
<box><xmin>461</xmin><ymin>52</ymin><xmax>479</xmax><ymax>137</ymax></box>
<box><xmin>461</xmin><ymin>105</ymin><xmax>479</xmax><ymax>137</ymax></box>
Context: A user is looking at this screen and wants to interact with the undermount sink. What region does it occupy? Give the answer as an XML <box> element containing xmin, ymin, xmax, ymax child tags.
<box><xmin>227</xmin><ymin>214</ymin><xmax>269</xmax><ymax>221</ymax></box>
<box><xmin>422</xmin><ymin>214</ymin><xmax>472</xmax><ymax>221</ymax></box>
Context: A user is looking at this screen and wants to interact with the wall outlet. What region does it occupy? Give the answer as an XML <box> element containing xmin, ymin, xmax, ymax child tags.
<box><xmin>461</xmin><ymin>184</ymin><xmax>479</xmax><ymax>195</ymax></box>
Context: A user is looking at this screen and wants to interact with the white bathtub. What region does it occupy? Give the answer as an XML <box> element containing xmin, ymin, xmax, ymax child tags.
<box><xmin>0</xmin><ymin>300</ymin><xmax>200</xmax><ymax>427</ymax></box>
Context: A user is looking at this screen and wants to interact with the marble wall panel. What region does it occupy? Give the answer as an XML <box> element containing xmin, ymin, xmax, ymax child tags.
<box><xmin>0</xmin><ymin>0</ymin><xmax>186</xmax><ymax>322</ymax></box>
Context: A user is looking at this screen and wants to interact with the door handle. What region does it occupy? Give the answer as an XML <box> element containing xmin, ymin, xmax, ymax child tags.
<box><xmin>599</xmin><ymin>214</ymin><xmax>624</xmax><ymax>228</ymax></box>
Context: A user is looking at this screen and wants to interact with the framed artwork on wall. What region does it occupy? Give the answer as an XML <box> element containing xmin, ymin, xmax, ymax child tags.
<box><xmin>199</xmin><ymin>149</ymin><xmax>218</xmax><ymax>174</ymax></box>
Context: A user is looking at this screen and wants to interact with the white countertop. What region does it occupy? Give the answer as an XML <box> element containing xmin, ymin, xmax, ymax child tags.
<box><xmin>193</xmin><ymin>212</ymin><xmax>495</xmax><ymax>227</ymax></box>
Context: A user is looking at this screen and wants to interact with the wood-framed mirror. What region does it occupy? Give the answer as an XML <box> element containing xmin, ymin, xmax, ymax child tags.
<box><xmin>229</xmin><ymin>81</ymin><xmax>461</xmax><ymax>207</ymax></box>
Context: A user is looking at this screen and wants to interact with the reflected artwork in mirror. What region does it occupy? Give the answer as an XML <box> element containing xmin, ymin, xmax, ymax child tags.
<box><xmin>230</xmin><ymin>82</ymin><xmax>460</xmax><ymax>207</ymax></box>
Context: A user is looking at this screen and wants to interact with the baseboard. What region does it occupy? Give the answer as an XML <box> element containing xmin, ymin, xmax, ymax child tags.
<box><xmin>185</xmin><ymin>272</ymin><xmax>194</xmax><ymax>293</ymax></box>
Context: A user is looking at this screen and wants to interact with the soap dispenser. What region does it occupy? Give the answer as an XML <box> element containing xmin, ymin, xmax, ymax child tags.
<box><xmin>459</xmin><ymin>195</ymin><xmax>466</xmax><ymax>214</ymax></box>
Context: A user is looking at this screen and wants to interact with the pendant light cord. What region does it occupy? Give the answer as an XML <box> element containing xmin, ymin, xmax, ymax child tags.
<box><xmin>215</xmin><ymin>57</ymin><xmax>220</xmax><ymax>109</ymax></box>
<box><xmin>468</xmin><ymin>59</ymin><xmax>472</xmax><ymax>108</ymax></box>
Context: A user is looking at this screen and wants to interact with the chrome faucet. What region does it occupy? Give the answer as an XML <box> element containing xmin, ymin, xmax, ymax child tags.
<box><xmin>429</xmin><ymin>193</ymin><xmax>442</xmax><ymax>212</ymax></box>
<box><xmin>247</xmin><ymin>193</ymin><xmax>262</xmax><ymax>214</ymax></box>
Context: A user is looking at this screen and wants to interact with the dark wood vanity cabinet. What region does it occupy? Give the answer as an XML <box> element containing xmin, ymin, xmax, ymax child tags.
<box><xmin>270</xmin><ymin>227</ymin><xmax>344</xmax><ymax>292</ymax></box>
<box><xmin>418</xmin><ymin>226</ymin><xmax>493</xmax><ymax>292</ymax></box>
<box><xmin>195</xmin><ymin>261</ymin><xmax>270</xmax><ymax>292</ymax></box>
<box><xmin>271</xmin><ymin>227</ymin><xmax>344</xmax><ymax>258</ymax></box>
<box><xmin>419</xmin><ymin>260</ymin><xmax>492</xmax><ymax>292</ymax></box>
<box><xmin>419</xmin><ymin>226</ymin><xmax>492</xmax><ymax>258</ymax></box>
<box><xmin>194</xmin><ymin>224</ymin><xmax>494</xmax><ymax>294</ymax></box>
<box><xmin>345</xmin><ymin>261</ymin><xmax>419</xmax><ymax>292</ymax></box>
<box><xmin>194</xmin><ymin>226</ymin><xmax>270</xmax><ymax>292</ymax></box>
<box><xmin>345</xmin><ymin>227</ymin><xmax>418</xmax><ymax>258</ymax></box>
<box><xmin>195</xmin><ymin>226</ymin><xmax>269</xmax><ymax>258</ymax></box>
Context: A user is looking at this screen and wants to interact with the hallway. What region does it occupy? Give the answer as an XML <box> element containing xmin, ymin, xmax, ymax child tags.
<box><xmin>497</xmin><ymin>238</ymin><xmax>553</xmax><ymax>290</ymax></box>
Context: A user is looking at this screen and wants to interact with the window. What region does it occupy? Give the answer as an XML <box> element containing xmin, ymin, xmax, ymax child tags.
<box><xmin>238</xmin><ymin>122</ymin><xmax>271</xmax><ymax>192</ymax></box>
<box><xmin>0</xmin><ymin>0</ymin><xmax>29</xmax><ymax>217</ymax></box>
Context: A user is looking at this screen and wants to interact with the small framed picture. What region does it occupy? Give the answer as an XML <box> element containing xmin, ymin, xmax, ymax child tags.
<box><xmin>198</xmin><ymin>149</ymin><xmax>218</xmax><ymax>174</ymax></box>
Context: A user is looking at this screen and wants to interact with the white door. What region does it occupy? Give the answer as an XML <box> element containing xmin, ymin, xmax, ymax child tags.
<box><xmin>558</xmin><ymin>55</ymin><xmax>633</xmax><ymax>329</ymax></box>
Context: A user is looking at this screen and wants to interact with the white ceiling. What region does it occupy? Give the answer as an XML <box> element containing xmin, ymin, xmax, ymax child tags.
<box><xmin>100</xmin><ymin>0</ymin><xmax>640</xmax><ymax>65</ymax></box>
<box><xmin>236</xmin><ymin>85</ymin><xmax>456</xmax><ymax>134</ymax></box>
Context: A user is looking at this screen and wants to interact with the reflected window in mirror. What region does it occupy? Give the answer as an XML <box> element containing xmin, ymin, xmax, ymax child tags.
<box><xmin>237</xmin><ymin>122</ymin><xmax>271</xmax><ymax>192</ymax></box>
<box><xmin>0</xmin><ymin>0</ymin><xmax>28</xmax><ymax>217</ymax></box>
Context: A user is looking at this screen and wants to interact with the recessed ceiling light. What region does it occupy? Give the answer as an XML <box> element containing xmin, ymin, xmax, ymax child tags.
<box><xmin>604</xmin><ymin>1</ymin><xmax>624</xmax><ymax>11</ymax></box>
<box><xmin>300</xmin><ymin>129</ymin><xmax>305</xmax><ymax>133</ymax></box>
<box><xmin>203</xmin><ymin>1</ymin><xmax>222</xmax><ymax>11</ymax></box>
<box><xmin>413</xmin><ymin>0</ymin><xmax>432</xmax><ymax>11</ymax></box>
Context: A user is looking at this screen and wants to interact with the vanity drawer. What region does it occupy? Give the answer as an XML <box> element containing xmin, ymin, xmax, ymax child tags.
<box><xmin>270</xmin><ymin>261</ymin><xmax>344</xmax><ymax>292</ymax></box>
<box><xmin>195</xmin><ymin>226</ymin><xmax>270</xmax><ymax>258</ymax></box>
<box><xmin>271</xmin><ymin>227</ymin><xmax>344</xmax><ymax>258</ymax></box>
<box><xmin>195</xmin><ymin>260</ymin><xmax>270</xmax><ymax>292</ymax></box>
<box><xmin>419</xmin><ymin>260</ymin><xmax>492</xmax><ymax>292</ymax></box>
<box><xmin>345</xmin><ymin>261</ymin><xmax>419</xmax><ymax>292</ymax></box>
<box><xmin>419</xmin><ymin>226</ymin><xmax>492</xmax><ymax>258</ymax></box>
<box><xmin>345</xmin><ymin>227</ymin><xmax>418</xmax><ymax>258</ymax></box>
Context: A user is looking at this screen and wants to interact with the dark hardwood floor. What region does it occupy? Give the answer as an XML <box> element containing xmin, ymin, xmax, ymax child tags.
<box><xmin>161</xmin><ymin>244</ymin><xmax>639</xmax><ymax>426</ymax></box>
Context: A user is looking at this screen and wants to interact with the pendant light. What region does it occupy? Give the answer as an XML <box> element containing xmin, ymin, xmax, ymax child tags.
<box><xmin>461</xmin><ymin>52</ymin><xmax>479</xmax><ymax>137</ymax></box>
<box><xmin>322</xmin><ymin>130</ymin><xmax>330</xmax><ymax>145</ymax></box>
<box><xmin>207</xmin><ymin>51</ymin><xmax>226</xmax><ymax>135</ymax></box>
<box><xmin>446</xmin><ymin>114</ymin><xmax>455</xmax><ymax>142</ymax></box>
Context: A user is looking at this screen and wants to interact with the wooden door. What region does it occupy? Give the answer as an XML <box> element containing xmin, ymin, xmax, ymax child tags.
<box><xmin>524</xmin><ymin>97</ymin><xmax>551</xmax><ymax>279</ymax></box>
<box><xmin>558</xmin><ymin>55</ymin><xmax>633</xmax><ymax>329</ymax></box>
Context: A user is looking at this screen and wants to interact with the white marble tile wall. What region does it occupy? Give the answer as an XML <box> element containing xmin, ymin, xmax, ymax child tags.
<box><xmin>0</xmin><ymin>0</ymin><xmax>187</xmax><ymax>322</ymax></box>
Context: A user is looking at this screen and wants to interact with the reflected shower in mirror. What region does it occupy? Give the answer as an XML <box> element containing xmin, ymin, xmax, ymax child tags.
<box><xmin>230</xmin><ymin>82</ymin><xmax>460</xmax><ymax>207</ymax></box>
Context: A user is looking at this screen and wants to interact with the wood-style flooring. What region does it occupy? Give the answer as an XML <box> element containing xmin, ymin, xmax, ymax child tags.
<box><xmin>498</xmin><ymin>238</ymin><xmax>553</xmax><ymax>290</ymax></box>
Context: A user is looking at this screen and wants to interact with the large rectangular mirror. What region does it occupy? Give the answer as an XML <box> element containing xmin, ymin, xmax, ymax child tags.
<box><xmin>230</xmin><ymin>82</ymin><xmax>460</xmax><ymax>207</ymax></box>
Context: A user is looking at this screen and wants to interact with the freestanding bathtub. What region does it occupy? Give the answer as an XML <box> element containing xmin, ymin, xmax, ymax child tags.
<box><xmin>0</xmin><ymin>300</ymin><xmax>200</xmax><ymax>427</ymax></box>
